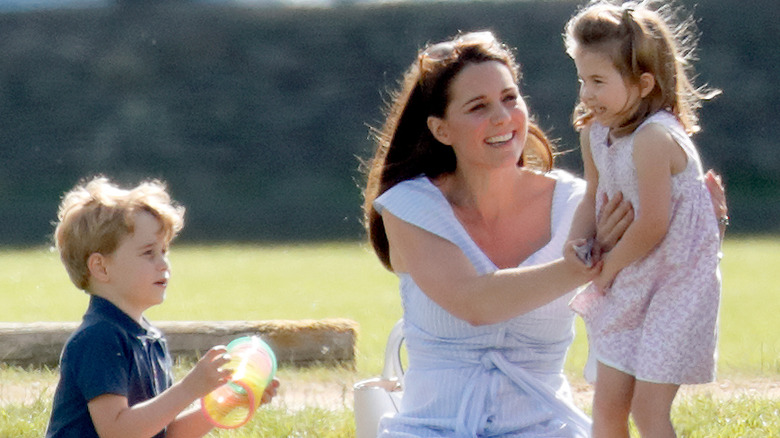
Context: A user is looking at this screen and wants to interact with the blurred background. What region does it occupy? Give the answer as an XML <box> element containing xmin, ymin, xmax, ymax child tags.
<box><xmin>0</xmin><ymin>0</ymin><xmax>776</xmax><ymax>246</ymax></box>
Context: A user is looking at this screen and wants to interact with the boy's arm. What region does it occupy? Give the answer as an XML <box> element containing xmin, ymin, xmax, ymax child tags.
<box><xmin>594</xmin><ymin>124</ymin><xmax>675</xmax><ymax>289</ymax></box>
<box><xmin>163</xmin><ymin>406</ymin><xmax>214</xmax><ymax>438</ymax></box>
<box><xmin>88</xmin><ymin>347</ymin><xmax>230</xmax><ymax>438</ymax></box>
<box><xmin>165</xmin><ymin>378</ymin><xmax>280</xmax><ymax>438</ymax></box>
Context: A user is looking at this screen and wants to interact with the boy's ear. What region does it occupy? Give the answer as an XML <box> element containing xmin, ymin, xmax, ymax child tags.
<box><xmin>427</xmin><ymin>116</ymin><xmax>452</xmax><ymax>146</ymax></box>
<box><xmin>638</xmin><ymin>72</ymin><xmax>656</xmax><ymax>98</ymax></box>
<box><xmin>87</xmin><ymin>253</ymin><xmax>110</xmax><ymax>283</ymax></box>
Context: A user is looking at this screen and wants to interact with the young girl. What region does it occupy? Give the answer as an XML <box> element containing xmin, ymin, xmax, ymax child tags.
<box><xmin>564</xmin><ymin>1</ymin><xmax>723</xmax><ymax>436</ymax></box>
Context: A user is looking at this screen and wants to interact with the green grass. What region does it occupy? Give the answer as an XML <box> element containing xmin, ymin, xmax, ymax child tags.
<box><xmin>0</xmin><ymin>242</ymin><xmax>402</xmax><ymax>374</ymax></box>
<box><xmin>1</xmin><ymin>236</ymin><xmax>778</xmax><ymax>436</ymax></box>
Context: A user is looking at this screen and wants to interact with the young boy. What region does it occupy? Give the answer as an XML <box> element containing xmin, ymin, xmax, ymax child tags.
<box><xmin>46</xmin><ymin>176</ymin><xmax>278</xmax><ymax>438</ymax></box>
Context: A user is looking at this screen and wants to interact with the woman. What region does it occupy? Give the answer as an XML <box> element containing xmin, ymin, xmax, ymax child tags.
<box><xmin>362</xmin><ymin>31</ymin><xmax>726</xmax><ymax>437</ymax></box>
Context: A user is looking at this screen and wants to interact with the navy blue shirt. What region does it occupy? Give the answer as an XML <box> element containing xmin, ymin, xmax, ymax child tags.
<box><xmin>46</xmin><ymin>295</ymin><xmax>174</xmax><ymax>438</ymax></box>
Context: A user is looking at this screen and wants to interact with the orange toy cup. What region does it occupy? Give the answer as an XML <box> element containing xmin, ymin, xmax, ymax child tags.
<box><xmin>201</xmin><ymin>336</ymin><xmax>277</xmax><ymax>429</ymax></box>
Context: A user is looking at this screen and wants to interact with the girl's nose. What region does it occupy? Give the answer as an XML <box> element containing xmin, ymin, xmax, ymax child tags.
<box><xmin>579</xmin><ymin>83</ymin><xmax>592</xmax><ymax>101</ymax></box>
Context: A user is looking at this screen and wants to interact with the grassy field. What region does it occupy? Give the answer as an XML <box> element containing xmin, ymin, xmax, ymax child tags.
<box><xmin>1</xmin><ymin>236</ymin><xmax>779</xmax><ymax>436</ymax></box>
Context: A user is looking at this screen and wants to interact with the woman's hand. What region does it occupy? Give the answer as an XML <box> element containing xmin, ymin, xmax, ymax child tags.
<box><xmin>564</xmin><ymin>238</ymin><xmax>602</xmax><ymax>281</ymax></box>
<box><xmin>592</xmin><ymin>192</ymin><xmax>634</xmax><ymax>262</ymax></box>
<box><xmin>705</xmin><ymin>170</ymin><xmax>728</xmax><ymax>238</ymax></box>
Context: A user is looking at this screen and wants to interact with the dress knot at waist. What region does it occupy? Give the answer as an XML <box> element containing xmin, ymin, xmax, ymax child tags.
<box><xmin>480</xmin><ymin>354</ymin><xmax>499</xmax><ymax>371</ymax></box>
<box><xmin>448</xmin><ymin>350</ymin><xmax>590</xmax><ymax>437</ymax></box>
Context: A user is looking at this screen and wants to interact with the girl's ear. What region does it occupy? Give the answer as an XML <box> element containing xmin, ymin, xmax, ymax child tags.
<box><xmin>87</xmin><ymin>253</ymin><xmax>110</xmax><ymax>283</ymax></box>
<box><xmin>638</xmin><ymin>72</ymin><xmax>656</xmax><ymax>98</ymax></box>
<box><xmin>427</xmin><ymin>116</ymin><xmax>452</xmax><ymax>146</ymax></box>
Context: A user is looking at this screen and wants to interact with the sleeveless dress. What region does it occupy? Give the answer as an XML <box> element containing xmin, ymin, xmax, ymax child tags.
<box><xmin>570</xmin><ymin>111</ymin><xmax>721</xmax><ymax>384</ymax></box>
<box><xmin>374</xmin><ymin>169</ymin><xmax>591</xmax><ymax>438</ymax></box>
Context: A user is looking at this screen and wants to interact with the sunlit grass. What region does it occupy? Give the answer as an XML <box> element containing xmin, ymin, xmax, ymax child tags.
<box><xmin>1</xmin><ymin>236</ymin><xmax>778</xmax><ymax>436</ymax></box>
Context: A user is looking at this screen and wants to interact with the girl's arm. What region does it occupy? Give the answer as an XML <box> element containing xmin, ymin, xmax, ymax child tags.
<box><xmin>382</xmin><ymin>209</ymin><xmax>600</xmax><ymax>327</ymax></box>
<box><xmin>88</xmin><ymin>347</ymin><xmax>231</xmax><ymax>438</ymax></box>
<box><xmin>594</xmin><ymin>124</ymin><xmax>681</xmax><ymax>290</ymax></box>
<box><xmin>568</xmin><ymin>127</ymin><xmax>599</xmax><ymax>244</ymax></box>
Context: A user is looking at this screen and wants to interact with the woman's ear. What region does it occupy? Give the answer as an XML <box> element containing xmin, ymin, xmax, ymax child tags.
<box><xmin>638</xmin><ymin>72</ymin><xmax>656</xmax><ymax>98</ymax></box>
<box><xmin>427</xmin><ymin>116</ymin><xmax>452</xmax><ymax>146</ymax></box>
<box><xmin>87</xmin><ymin>253</ymin><xmax>110</xmax><ymax>283</ymax></box>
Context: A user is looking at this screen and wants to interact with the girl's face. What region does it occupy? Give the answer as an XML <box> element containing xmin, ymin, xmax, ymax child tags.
<box><xmin>573</xmin><ymin>47</ymin><xmax>642</xmax><ymax>129</ymax></box>
<box><xmin>427</xmin><ymin>61</ymin><xmax>529</xmax><ymax>171</ymax></box>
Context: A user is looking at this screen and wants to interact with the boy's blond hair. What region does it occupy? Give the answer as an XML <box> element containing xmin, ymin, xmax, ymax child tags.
<box><xmin>54</xmin><ymin>176</ymin><xmax>185</xmax><ymax>291</ymax></box>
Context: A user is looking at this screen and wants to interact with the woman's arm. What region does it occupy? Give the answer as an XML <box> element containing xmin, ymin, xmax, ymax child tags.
<box><xmin>593</xmin><ymin>124</ymin><xmax>678</xmax><ymax>290</ymax></box>
<box><xmin>382</xmin><ymin>210</ymin><xmax>599</xmax><ymax>326</ymax></box>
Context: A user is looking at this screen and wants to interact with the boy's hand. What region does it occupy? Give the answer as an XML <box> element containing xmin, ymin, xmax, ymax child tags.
<box><xmin>181</xmin><ymin>346</ymin><xmax>233</xmax><ymax>400</ymax></box>
<box><xmin>258</xmin><ymin>378</ymin><xmax>280</xmax><ymax>406</ymax></box>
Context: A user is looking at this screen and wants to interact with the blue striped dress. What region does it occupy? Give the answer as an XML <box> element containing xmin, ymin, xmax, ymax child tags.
<box><xmin>374</xmin><ymin>169</ymin><xmax>591</xmax><ymax>437</ymax></box>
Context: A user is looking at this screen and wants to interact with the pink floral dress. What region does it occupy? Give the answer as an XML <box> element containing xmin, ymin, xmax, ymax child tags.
<box><xmin>570</xmin><ymin>111</ymin><xmax>722</xmax><ymax>384</ymax></box>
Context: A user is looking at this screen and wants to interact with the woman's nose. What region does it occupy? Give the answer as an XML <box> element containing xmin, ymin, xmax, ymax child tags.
<box><xmin>491</xmin><ymin>104</ymin><xmax>511</xmax><ymax>124</ymax></box>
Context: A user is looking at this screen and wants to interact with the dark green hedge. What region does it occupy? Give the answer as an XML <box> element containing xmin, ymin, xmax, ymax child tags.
<box><xmin>0</xmin><ymin>0</ymin><xmax>776</xmax><ymax>244</ymax></box>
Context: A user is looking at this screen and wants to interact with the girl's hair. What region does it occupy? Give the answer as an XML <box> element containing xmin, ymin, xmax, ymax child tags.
<box><xmin>564</xmin><ymin>0</ymin><xmax>719</xmax><ymax>136</ymax></box>
<box><xmin>362</xmin><ymin>31</ymin><xmax>556</xmax><ymax>270</ymax></box>
<box><xmin>54</xmin><ymin>176</ymin><xmax>185</xmax><ymax>291</ymax></box>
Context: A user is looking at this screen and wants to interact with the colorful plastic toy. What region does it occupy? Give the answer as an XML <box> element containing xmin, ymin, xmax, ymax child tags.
<box><xmin>201</xmin><ymin>336</ymin><xmax>277</xmax><ymax>429</ymax></box>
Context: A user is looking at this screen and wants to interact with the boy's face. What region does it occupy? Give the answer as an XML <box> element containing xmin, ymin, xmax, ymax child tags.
<box><xmin>103</xmin><ymin>210</ymin><xmax>171</xmax><ymax>318</ymax></box>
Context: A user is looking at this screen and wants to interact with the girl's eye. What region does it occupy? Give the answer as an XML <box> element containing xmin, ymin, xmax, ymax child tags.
<box><xmin>468</xmin><ymin>103</ymin><xmax>486</xmax><ymax>112</ymax></box>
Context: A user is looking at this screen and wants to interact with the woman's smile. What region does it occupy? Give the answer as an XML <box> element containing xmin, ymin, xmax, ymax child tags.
<box><xmin>486</xmin><ymin>131</ymin><xmax>515</xmax><ymax>146</ymax></box>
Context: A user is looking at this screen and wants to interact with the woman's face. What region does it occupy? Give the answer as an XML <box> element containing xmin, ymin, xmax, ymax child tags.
<box><xmin>427</xmin><ymin>61</ymin><xmax>529</xmax><ymax>171</ymax></box>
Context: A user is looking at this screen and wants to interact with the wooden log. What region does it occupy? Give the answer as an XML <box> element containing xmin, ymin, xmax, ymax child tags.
<box><xmin>0</xmin><ymin>319</ymin><xmax>358</xmax><ymax>368</ymax></box>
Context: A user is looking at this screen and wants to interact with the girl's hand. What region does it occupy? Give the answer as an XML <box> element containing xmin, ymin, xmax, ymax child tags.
<box><xmin>181</xmin><ymin>346</ymin><xmax>233</xmax><ymax>400</ymax></box>
<box><xmin>593</xmin><ymin>192</ymin><xmax>634</xmax><ymax>261</ymax></box>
